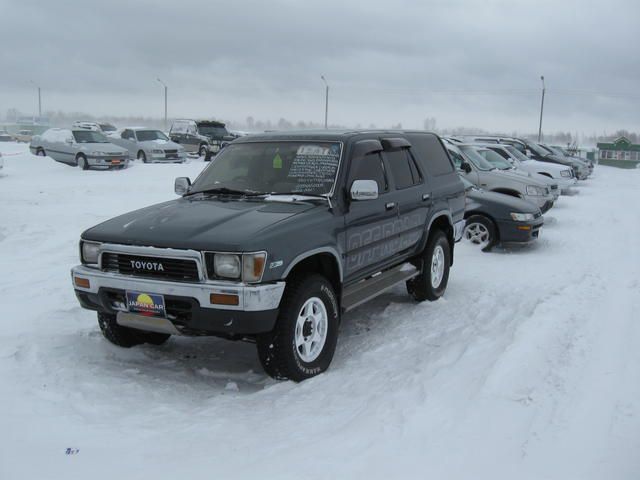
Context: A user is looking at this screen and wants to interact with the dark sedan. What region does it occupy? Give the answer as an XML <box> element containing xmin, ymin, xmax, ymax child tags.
<box><xmin>461</xmin><ymin>177</ymin><xmax>544</xmax><ymax>251</ymax></box>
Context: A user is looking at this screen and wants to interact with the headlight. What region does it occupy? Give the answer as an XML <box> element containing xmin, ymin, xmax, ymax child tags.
<box><xmin>214</xmin><ymin>254</ymin><xmax>241</xmax><ymax>279</ymax></box>
<box><xmin>560</xmin><ymin>170</ymin><xmax>571</xmax><ymax>178</ymax></box>
<box><xmin>242</xmin><ymin>252</ymin><xmax>267</xmax><ymax>283</ymax></box>
<box><xmin>510</xmin><ymin>213</ymin><xmax>535</xmax><ymax>221</ymax></box>
<box><xmin>151</xmin><ymin>149</ymin><xmax>164</xmax><ymax>154</ymax></box>
<box><xmin>526</xmin><ymin>185</ymin><xmax>545</xmax><ymax>196</ymax></box>
<box><xmin>81</xmin><ymin>241</ymin><xmax>101</xmax><ymax>264</ymax></box>
<box><xmin>89</xmin><ymin>151</ymin><xmax>101</xmax><ymax>156</ymax></box>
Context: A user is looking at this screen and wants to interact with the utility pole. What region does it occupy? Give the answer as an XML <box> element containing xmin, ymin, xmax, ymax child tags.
<box><xmin>38</xmin><ymin>86</ymin><xmax>41</xmax><ymax>118</ymax></box>
<box><xmin>157</xmin><ymin>78</ymin><xmax>167</xmax><ymax>130</ymax></box>
<box><xmin>538</xmin><ymin>75</ymin><xmax>545</xmax><ymax>142</ymax></box>
<box><xmin>321</xmin><ymin>75</ymin><xmax>329</xmax><ymax>129</ymax></box>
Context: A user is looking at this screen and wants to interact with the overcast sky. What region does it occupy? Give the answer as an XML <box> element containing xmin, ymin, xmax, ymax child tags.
<box><xmin>1</xmin><ymin>0</ymin><xmax>638</xmax><ymax>133</ymax></box>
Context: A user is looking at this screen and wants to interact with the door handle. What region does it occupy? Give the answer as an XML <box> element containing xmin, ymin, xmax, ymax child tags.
<box><xmin>385</xmin><ymin>202</ymin><xmax>396</xmax><ymax>210</ymax></box>
<box><xmin>422</xmin><ymin>193</ymin><xmax>431</xmax><ymax>201</ymax></box>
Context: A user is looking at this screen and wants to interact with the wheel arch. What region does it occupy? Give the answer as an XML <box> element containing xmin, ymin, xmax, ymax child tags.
<box><xmin>491</xmin><ymin>188</ymin><xmax>522</xmax><ymax>198</ymax></box>
<box><xmin>283</xmin><ymin>249</ymin><xmax>343</xmax><ymax>298</ymax></box>
<box><xmin>425</xmin><ymin>212</ymin><xmax>454</xmax><ymax>266</ymax></box>
<box><xmin>463</xmin><ymin>211</ymin><xmax>500</xmax><ymax>242</ymax></box>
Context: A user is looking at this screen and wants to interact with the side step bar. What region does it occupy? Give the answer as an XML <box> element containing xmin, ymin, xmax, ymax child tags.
<box><xmin>342</xmin><ymin>263</ymin><xmax>420</xmax><ymax>312</ymax></box>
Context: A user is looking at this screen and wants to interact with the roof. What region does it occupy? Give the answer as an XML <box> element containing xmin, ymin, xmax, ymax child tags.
<box><xmin>597</xmin><ymin>136</ymin><xmax>640</xmax><ymax>151</ymax></box>
<box><xmin>233</xmin><ymin>129</ymin><xmax>439</xmax><ymax>144</ymax></box>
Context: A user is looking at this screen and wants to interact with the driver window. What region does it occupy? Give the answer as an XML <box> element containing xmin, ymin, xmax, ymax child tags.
<box><xmin>348</xmin><ymin>152</ymin><xmax>388</xmax><ymax>193</ymax></box>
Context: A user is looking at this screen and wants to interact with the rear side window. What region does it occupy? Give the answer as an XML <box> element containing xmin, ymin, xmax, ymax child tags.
<box><xmin>349</xmin><ymin>152</ymin><xmax>388</xmax><ymax>193</ymax></box>
<box><xmin>406</xmin><ymin>133</ymin><xmax>455</xmax><ymax>176</ymax></box>
<box><xmin>382</xmin><ymin>149</ymin><xmax>422</xmax><ymax>189</ymax></box>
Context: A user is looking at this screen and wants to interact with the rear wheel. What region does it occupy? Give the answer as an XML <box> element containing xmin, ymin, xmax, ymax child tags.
<box><xmin>257</xmin><ymin>274</ymin><xmax>339</xmax><ymax>381</ymax></box>
<box><xmin>406</xmin><ymin>229</ymin><xmax>451</xmax><ymax>302</ymax></box>
<box><xmin>97</xmin><ymin>312</ymin><xmax>170</xmax><ymax>347</ymax></box>
<box><xmin>463</xmin><ymin>215</ymin><xmax>496</xmax><ymax>252</ymax></box>
<box><xmin>77</xmin><ymin>154</ymin><xmax>88</xmax><ymax>170</ymax></box>
<box><xmin>137</xmin><ymin>150</ymin><xmax>148</xmax><ymax>163</ymax></box>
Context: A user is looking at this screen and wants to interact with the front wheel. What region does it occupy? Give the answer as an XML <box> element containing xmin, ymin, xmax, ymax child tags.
<box><xmin>137</xmin><ymin>151</ymin><xmax>148</xmax><ymax>163</ymax></box>
<box><xmin>406</xmin><ymin>229</ymin><xmax>451</xmax><ymax>302</ymax></box>
<box><xmin>97</xmin><ymin>312</ymin><xmax>170</xmax><ymax>347</ymax></box>
<box><xmin>77</xmin><ymin>154</ymin><xmax>88</xmax><ymax>170</ymax></box>
<box><xmin>37</xmin><ymin>148</ymin><xmax>46</xmax><ymax>157</ymax></box>
<box><xmin>199</xmin><ymin>144</ymin><xmax>208</xmax><ymax>158</ymax></box>
<box><xmin>463</xmin><ymin>215</ymin><xmax>496</xmax><ymax>252</ymax></box>
<box><xmin>257</xmin><ymin>275</ymin><xmax>340</xmax><ymax>381</ymax></box>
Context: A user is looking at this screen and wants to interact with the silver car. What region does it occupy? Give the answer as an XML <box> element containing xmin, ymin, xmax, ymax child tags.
<box><xmin>29</xmin><ymin>128</ymin><xmax>130</xmax><ymax>170</ymax></box>
<box><xmin>109</xmin><ymin>127</ymin><xmax>186</xmax><ymax>163</ymax></box>
<box><xmin>446</xmin><ymin>142</ymin><xmax>555</xmax><ymax>213</ymax></box>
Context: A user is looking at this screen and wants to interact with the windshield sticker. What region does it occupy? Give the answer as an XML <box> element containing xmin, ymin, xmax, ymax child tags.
<box><xmin>273</xmin><ymin>153</ymin><xmax>283</xmax><ymax>169</ymax></box>
<box><xmin>287</xmin><ymin>143</ymin><xmax>341</xmax><ymax>193</ymax></box>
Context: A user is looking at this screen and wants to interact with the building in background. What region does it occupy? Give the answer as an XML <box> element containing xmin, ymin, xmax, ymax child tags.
<box><xmin>597</xmin><ymin>136</ymin><xmax>640</xmax><ymax>168</ymax></box>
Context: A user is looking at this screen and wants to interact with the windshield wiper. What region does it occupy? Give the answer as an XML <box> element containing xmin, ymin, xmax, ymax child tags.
<box><xmin>186</xmin><ymin>187</ymin><xmax>268</xmax><ymax>197</ymax></box>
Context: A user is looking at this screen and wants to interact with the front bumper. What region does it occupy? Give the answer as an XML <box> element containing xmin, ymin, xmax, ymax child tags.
<box><xmin>71</xmin><ymin>265</ymin><xmax>285</xmax><ymax>335</ymax></box>
<box><xmin>87</xmin><ymin>156</ymin><xmax>130</xmax><ymax>168</ymax></box>
<box><xmin>150</xmin><ymin>152</ymin><xmax>187</xmax><ymax>162</ymax></box>
<box><xmin>496</xmin><ymin>217</ymin><xmax>544</xmax><ymax>245</ymax></box>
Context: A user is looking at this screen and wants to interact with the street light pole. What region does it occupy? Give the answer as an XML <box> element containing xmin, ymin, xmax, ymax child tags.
<box><xmin>321</xmin><ymin>75</ymin><xmax>329</xmax><ymax>129</ymax></box>
<box><xmin>157</xmin><ymin>78</ymin><xmax>167</xmax><ymax>130</ymax></box>
<box><xmin>538</xmin><ymin>75</ymin><xmax>545</xmax><ymax>142</ymax></box>
<box><xmin>38</xmin><ymin>86</ymin><xmax>41</xmax><ymax>118</ymax></box>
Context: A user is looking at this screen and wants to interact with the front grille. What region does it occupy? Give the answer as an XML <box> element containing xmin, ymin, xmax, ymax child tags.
<box><xmin>101</xmin><ymin>252</ymin><xmax>200</xmax><ymax>282</ymax></box>
<box><xmin>164</xmin><ymin>149</ymin><xmax>178</xmax><ymax>154</ymax></box>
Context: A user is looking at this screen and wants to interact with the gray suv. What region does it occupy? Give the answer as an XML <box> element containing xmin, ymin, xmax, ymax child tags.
<box><xmin>446</xmin><ymin>142</ymin><xmax>555</xmax><ymax>213</ymax></box>
<box><xmin>169</xmin><ymin>119</ymin><xmax>235</xmax><ymax>159</ymax></box>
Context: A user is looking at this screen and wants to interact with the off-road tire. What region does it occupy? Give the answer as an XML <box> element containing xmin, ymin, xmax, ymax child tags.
<box><xmin>256</xmin><ymin>275</ymin><xmax>340</xmax><ymax>382</ymax></box>
<box><xmin>77</xmin><ymin>154</ymin><xmax>88</xmax><ymax>170</ymax></box>
<box><xmin>97</xmin><ymin>312</ymin><xmax>170</xmax><ymax>347</ymax></box>
<box><xmin>406</xmin><ymin>229</ymin><xmax>451</xmax><ymax>302</ymax></box>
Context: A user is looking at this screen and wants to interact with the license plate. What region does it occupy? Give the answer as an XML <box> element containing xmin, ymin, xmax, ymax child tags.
<box><xmin>111</xmin><ymin>160</ymin><xmax>121</xmax><ymax>164</ymax></box>
<box><xmin>126</xmin><ymin>291</ymin><xmax>166</xmax><ymax>317</ymax></box>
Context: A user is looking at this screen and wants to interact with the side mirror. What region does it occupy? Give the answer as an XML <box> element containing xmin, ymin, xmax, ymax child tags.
<box><xmin>461</xmin><ymin>161</ymin><xmax>472</xmax><ymax>173</ymax></box>
<box><xmin>174</xmin><ymin>177</ymin><xmax>191</xmax><ymax>195</ymax></box>
<box><xmin>350</xmin><ymin>180</ymin><xmax>378</xmax><ymax>201</ymax></box>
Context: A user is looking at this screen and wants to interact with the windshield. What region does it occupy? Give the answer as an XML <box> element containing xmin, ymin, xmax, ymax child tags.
<box><xmin>99</xmin><ymin>124</ymin><xmax>116</xmax><ymax>132</ymax></box>
<box><xmin>190</xmin><ymin>141</ymin><xmax>342</xmax><ymax>196</ymax></box>
<box><xmin>526</xmin><ymin>143</ymin><xmax>549</xmax><ymax>156</ymax></box>
<box><xmin>547</xmin><ymin>146</ymin><xmax>566</xmax><ymax>157</ymax></box>
<box><xmin>459</xmin><ymin>146</ymin><xmax>495</xmax><ymax>171</ymax></box>
<box><xmin>136</xmin><ymin>130</ymin><xmax>169</xmax><ymax>142</ymax></box>
<box><xmin>73</xmin><ymin>130</ymin><xmax>109</xmax><ymax>143</ymax></box>
<box><xmin>477</xmin><ymin>149</ymin><xmax>513</xmax><ymax>170</ymax></box>
<box><xmin>505</xmin><ymin>145</ymin><xmax>530</xmax><ymax>163</ymax></box>
<box><xmin>198</xmin><ymin>125</ymin><xmax>229</xmax><ymax>138</ymax></box>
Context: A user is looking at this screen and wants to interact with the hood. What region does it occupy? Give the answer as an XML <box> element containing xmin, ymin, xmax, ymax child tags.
<box><xmin>466</xmin><ymin>188</ymin><xmax>541</xmax><ymax>218</ymax></box>
<box><xmin>490</xmin><ymin>169</ymin><xmax>549</xmax><ymax>188</ymax></box>
<box><xmin>78</xmin><ymin>142</ymin><xmax>128</xmax><ymax>154</ymax></box>
<box><xmin>82</xmin><ymin>196</ymin><xmax>317</xmax><ymax>251</ymax></box>
<box><xmin>139</xmin><ymin>139</ymin><xmax>183</xmax><ymax>150</ymax></box>
<box><xmin>523</xmin><ymin>159</ymin><xmax>567</xmax><ymax>174</ymax></box>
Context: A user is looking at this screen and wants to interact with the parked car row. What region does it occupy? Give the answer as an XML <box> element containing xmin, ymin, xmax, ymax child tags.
<box><xmin>28</xmin><ymin>118</ymin><xmax>238</xmax><ymax>170</ymax></box>
<box><xmin>442</xmin><ymin>134</ymin><xmax>592</xmax><ymax>251</ymax></box>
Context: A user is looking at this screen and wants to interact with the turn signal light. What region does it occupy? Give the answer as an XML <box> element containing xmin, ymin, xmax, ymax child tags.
<box><xmin>210</xmin><ymin>293</ymin><xmax>240</xmax><ymax>306</ymax></box>
<box><xmin>516</xmin><ymin>225</ymin><xmax>532</xmax><ymax>231</ymax></box>
<box><xmin>74</xmin><ymin>277</ymin><xmax>90</xmax><ymax>288</ymax></box>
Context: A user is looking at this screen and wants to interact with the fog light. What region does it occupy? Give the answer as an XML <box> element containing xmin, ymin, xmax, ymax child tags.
<box><xmin>74</xmin><ymin>277</ymin><xmax>90</xmax><ymax>288</ymax></box>
<box><xmin>210</xmin><ymin>293</ymin><xmax>239</xmax><ymax>306</ymax></box>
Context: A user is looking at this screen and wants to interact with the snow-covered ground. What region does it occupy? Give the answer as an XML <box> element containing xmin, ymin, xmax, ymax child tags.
<box><xmin>1</xmin><ymin>144</ymin><xmax>639</xmax><ymax>480</ymax></box>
